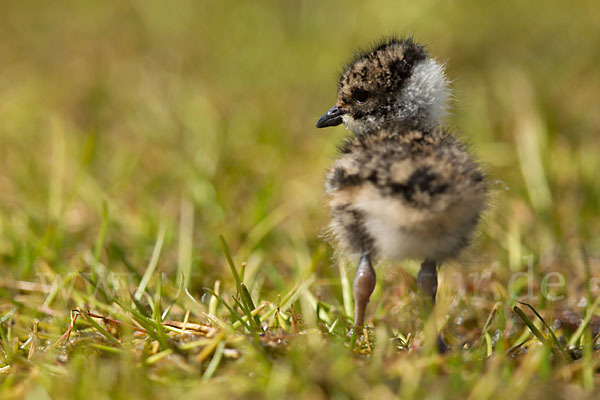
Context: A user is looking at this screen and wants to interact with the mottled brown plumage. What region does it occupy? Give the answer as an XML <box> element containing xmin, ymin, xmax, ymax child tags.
<box><xmin>326</xmin><ymin>128</ymin><xmax>485</xmax><ymax>262</ymax></box>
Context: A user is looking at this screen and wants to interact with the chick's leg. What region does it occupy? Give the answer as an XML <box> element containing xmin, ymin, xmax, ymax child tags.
<box><xmin>353</xmin><ymin>254</ymin><xmax>376</xmax><ymax>327</ymax></box>
<box><xmin>417</xmin><ymin>259</ymin><xmax>438</xmax><ymax>303</ymax></box>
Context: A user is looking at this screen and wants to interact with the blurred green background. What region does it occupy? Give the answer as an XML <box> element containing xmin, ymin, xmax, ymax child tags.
<box><xmin>1</xmin><ymin>0</ymin><xmax>600</xmax><ymax>398</ymax></box>
<box><xmin>1</xmin><ymin>0</ymin><xmax>598</xmax><ymax>282</ymax></box>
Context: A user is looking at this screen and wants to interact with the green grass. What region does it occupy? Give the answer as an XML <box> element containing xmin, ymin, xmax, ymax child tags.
<box><xmin>1</xmin><ymin>0</ymin><xmax>600</xmax><ymax>398</ymax></box>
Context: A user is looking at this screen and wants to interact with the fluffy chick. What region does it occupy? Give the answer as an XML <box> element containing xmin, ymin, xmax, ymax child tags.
<box><xmin>317</xmin><ymin>38</ymin><xmax>486</xmax><ymax>350</ymax></box>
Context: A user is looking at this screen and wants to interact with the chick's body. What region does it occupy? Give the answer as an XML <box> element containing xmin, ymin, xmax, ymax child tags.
<box><xmin>327</xmin><ymin>128</ymin><xmax>485</xmax><ymax>263</ymax></box>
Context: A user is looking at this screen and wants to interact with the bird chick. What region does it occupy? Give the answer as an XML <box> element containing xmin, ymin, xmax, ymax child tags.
<box><xmin>316</xmin><ymin>38</ymin><xmax>486</xmax><ymax>350</ymax></box>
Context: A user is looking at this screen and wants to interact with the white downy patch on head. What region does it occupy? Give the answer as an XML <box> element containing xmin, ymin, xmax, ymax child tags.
<box><xmin>397</xmin><ymin>59</ymin><xmax>450</xmax><ymax>127</ymax></box>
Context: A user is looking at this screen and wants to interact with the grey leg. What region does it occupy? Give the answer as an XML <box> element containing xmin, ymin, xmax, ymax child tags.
<box><xmin>353</xmin><ymin>254</ymin><xmax>376</xmax><ymax>327</ymax></box>
<box><xmin>417</xmin><ymin>259</ymin><xmax>447</xmax><ymax>353</ymax></box>
<box><xmin>417</xmin><ymin>259</ymin><xmax>438</xmax><ymax>303</ymax></box>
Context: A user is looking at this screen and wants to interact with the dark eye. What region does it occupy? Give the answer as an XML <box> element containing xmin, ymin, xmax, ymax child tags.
<box><xmin>352</xmin><ymin>89</ymin><xmax>370</xmax><ymax>103</ymax></box>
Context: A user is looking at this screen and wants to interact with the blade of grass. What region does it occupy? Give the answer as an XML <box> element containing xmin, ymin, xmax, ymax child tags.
<box><xmin>583</xmin><ymin>329</ymin><xmax>594</xmax><ymax>390</ymax></box>
<box><xmin>228</xmin><ymin>296</ymin><xmax>261</xmax><ymax>347</ymax></box>
<box><xmin>0</xmin><ymin>323</ymin><xmax>14</xmax><ymax>363</ymax></box>
<box><xmin>176</xmin><ymin>198</ymin><xmax>194</xmax><ymax>289</ymax></box>
<box><xmin>568</xmin><ymin>295</ymin><xmax>600</xmax><ymax>348</ymax></box>
<box><xmin>518</xmin><ymin>301</ymin><xmax>571</xmax><ymax>360</ymax></box>
<box><xmin>145</xmin><ymin>349</ymin><xmax>173</xmax><ymax>365</ymax></box>
<box><xmin>338</xmin><ymin>260</ymin><xmax>353</xmax><ymax>318</ymax></box>
<box><xmin>481</xmin><ymin>303</ymin><xmax>498</xmax><ymax>338</ymax></box>
<box><xmin>93</xmin><ymin>200</ymin><xmax>109</xmax><ymax>266</ymax></box>
<box><xmin>513</xmin><ymin>305</ymin><xmax>546</xmax><ymax>344</ymax></box>
<box><xmin>145</xmin><ymin>282</ymin><xmax>171</xmax><ymax>350</ymax></box>
<box><xmin>161</xmin><ymin>273</ymin><xmax>185</xmax><ymax>321</ymax></box>
<box><xmin>240</xmin><ymin>283</ymin><xmax>262</xmax><ymax>329</ymax></box>
<box><xmin>130</xmin><ymin>312</ymin><xmax>169</xmax><ymax>350</ymax></box>
<box><xmin>202</xmin><ymin>338</ymin><xmax>226</xmax><ymax>381</ymax></box>
<box><xmin>219</xmin><ymin>235</ymin><xmax>241</xmax><ymax>288</ymax></box>
<box><xmin>90</xmin><ymin>343</ymin><xmax>124</xmax><ymax>354</ymax></box>
<box><xmin>484</xmin><ymin>332</ymin><xmax>493</xmax><ymax>357</ymax></box>
<box><xmin>129</xmin><ymin>292</ymin><xmax>151</xmax><ymax>318</ymax></box>
<box><xmin>204</xmin><ymin>289</ymin><xmax>250</xmax><ymax>331</ymax></box>
<box><xmin>231</xmin><ymin>296</ymin><xmax>259</xmax><ymax>332</ymax></box>
<box><xmin>208</xmin><ymin>280</ymin><xmax>220</xmax><ymax>316</ymax></box>
<box><xmin>78</xmin><ymin>309</ymin><xmax>121</xmax><ymax>347</ymax></box>
<box><xmin>135</xmin><ymin>220</ymin><xmax>167</xmax><ymax>301</ymax></box>
<box><xmin>240</xmin><ymin>262</ymin><xmax>246</xmax><ymax>282</ymax></box>
<box><xmin>197</xmin><ymin>332</ymin><xmax>225</xmax><ymax>363</ymax></box>
<box><xmin>152</xmin><ymin>273</ymin><xmax>162</xmax><ymax>322</ymax></box>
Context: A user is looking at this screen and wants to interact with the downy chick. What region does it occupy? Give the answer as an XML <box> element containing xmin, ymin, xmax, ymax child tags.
<box><xmin>316</xmin><ymin>38</ymin><xmax>486</xmax><ymax>351</ymax></box>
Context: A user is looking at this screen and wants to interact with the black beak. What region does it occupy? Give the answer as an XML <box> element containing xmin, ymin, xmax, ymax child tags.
<box><xmin>316</xmin><ymin>105</ymin><xmax>345</xmax><ymax>128</ymax></box>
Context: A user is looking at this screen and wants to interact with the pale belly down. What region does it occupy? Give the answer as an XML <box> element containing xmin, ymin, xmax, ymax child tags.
<box><xmin>354</xmin><ymin>191</ymin><xmax>483</xmax><ymax>261</ymax></box>
<box><xmin>362</xmin><ymin>214</ymin><xmax>467</xmax><ymax>261</ymax></box>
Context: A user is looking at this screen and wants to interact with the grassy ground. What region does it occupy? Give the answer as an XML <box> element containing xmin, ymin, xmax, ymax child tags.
<box><xmin>1</xmin><ymin>0</ymin><xmax>600</xmax><ymax>398</ymax></box>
